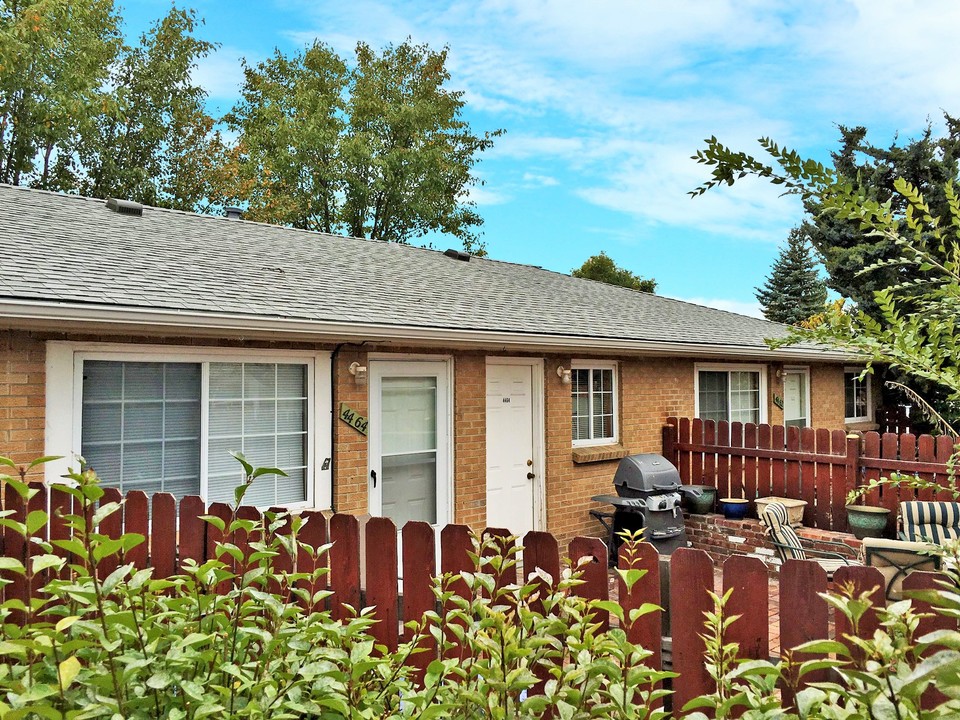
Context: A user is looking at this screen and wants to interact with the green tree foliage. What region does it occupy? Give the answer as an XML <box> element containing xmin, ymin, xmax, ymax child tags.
<box><xmin>755</xmin><ymin>224</ymin><xmax>827</xmax><ymax>324</ymax></box>
<box><xmin>0</xmin><ymin>0</ymin><xmax>121</xmax><ymax>187</ymax></box>
<box><xmin>571</xmin><ymin>251</ymin><xmax>657</xmax><ymax>293</ymax></box>
<box><xmin>0</xmin><ymin>1</ymin><xmax>222</xmax><ymax>209</ymax></box>
<box><xmin>223</xmin><ymin>39</ymin><xmax>500</xmax><ymax>252</ymax></box>
<box><xmin>692</xmin><ymin>134</ymin><xmax>960</xmax><ymax>426</ymax></box>
<box><xmin>805</xmin><ymin>116</ymin><xmax>960</xmax><ymax>318</ymax></box>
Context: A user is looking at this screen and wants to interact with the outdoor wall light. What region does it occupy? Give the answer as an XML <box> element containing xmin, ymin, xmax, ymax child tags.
<box><xmin>349</xmin><ymin>362</ymin><xmax>368</xmax><ymax>383</ymax></box>
<box><xmin>556</xmin><ymin>365</ymin><xmax>572</xmax><ymax>385</ymax></box>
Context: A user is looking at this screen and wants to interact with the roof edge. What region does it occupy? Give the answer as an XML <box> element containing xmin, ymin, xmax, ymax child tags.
<box><xmin>0</xmin><ymin>298</ymin><xmax>860</xmax><ymax>362</ymax></box>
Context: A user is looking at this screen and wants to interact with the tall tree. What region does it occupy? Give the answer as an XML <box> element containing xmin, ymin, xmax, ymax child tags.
<box><xmin>76</xmin><ymin>6</ymin><xmax>220</xmax><ymax>209</ymax></box>
<box><xmin>571</xmin><ymin>252</ymin><xmax>657</xmax><ymax>292</ymax></box>
<box><xmin>804</xmin><ymin>116</ymin><xmax>960</xmax><ymax>317</ymax></box>
<box><xmin>222</xmin><ymin>39</ymin><xmax>500</xmax><ymax>252</ymax></box>
<box><xmin>0</xmin><ymin>0</ymin><xmax>122</xmax><ymax>187</ymax></box>
<box><xmin>755</xmin><ymin>225</ymin><xmax>827</xmax><ymax>324</ymax></box>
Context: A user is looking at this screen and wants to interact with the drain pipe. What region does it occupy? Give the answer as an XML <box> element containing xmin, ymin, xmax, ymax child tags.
<box><xmin>329</xmin><ymin>343</ymin><xmax>345</xmax><ymax>513</ymax></box>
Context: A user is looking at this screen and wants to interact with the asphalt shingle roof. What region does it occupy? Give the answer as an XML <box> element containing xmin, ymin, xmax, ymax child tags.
<box><xmin>0</xmin><ymin>184</ymin><xmax>818</xmax><ymax>352</ymax></box>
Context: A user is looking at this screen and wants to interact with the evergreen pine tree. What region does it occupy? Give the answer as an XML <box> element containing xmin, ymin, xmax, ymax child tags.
<box><xmin>755</xmin><ymin>225</ymin><xmax>828</xmax><ymax>324</ymax></box>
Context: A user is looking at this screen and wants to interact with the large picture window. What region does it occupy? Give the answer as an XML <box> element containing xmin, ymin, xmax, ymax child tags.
<box><xmin>844</xmin><ymin>368</ymin><xmax>872</xmax><ymax>422</ymax></box>
<box><xmin>696</xmin><ymin>366</ymin><xmax>766</xmax><ymax>425</ymax></box>
<box><xmin>571</xmin><ymin>361</ymin><xmax>617</xmax><ymax>445</ymax></box>
<box><xmin>79</xmin><ymin>357</ymin><xmax>310</xmax><ymax>506</ymax></box>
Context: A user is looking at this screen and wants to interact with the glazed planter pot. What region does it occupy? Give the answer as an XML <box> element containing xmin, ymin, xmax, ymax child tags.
<box><xmin>718</xmin><ymin>497</ymin><xmax>750</xmax><ymax>520</ymax></box>
<box><xmin>683</xmin><ymin>485</ymin><xmax>717</xmax><ymax>514</ymax></box>
<box><xmin>845</xmin><ymin>505</ymin><xmax>891</xmax><ymax>539</ymax></box>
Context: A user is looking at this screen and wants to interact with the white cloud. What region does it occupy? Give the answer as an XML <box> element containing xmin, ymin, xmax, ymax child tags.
<box><xmin>522</xmin><ymin>172</ymin><xmax>559</xmax><ymax>187</ymax></box>
<box><xmin>193</xmin><ymin>46</ymin><xmax>252</xmax><ymax>101</ymax></box>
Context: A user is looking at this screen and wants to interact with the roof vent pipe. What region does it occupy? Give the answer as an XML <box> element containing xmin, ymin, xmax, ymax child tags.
<box><xmin>225</xmin><ymin>206</ymin><xmax>244</xmax><ymax>220</ymax></box>
<box><xmin>443</xmin><ymin>248</ymin><xmax>470</xmax><ymax>262</ymax></box>
<box><xmin>104</xmin><ymin>198</ymin><xmax>143</xmax><ymax>217</ymax></box>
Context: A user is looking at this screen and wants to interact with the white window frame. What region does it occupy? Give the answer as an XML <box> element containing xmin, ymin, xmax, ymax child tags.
<box><xmin>694</xmin><ymin>363</ymin><xmax>769</xmax><ymax>425</ymax></box>
<box><xmin>783</xmin><ymin>366</ymin><xmax>811</xmax><ymax>429</ymax></box>
<box><xmin>844</xmin><ymin>366</ymin><xmax>873</xmax><ymax>423</ymax></box>
<box><xmin>571</xmin><ymin>359</ymin><xmax>619</xmax><ymax>447</ymax></box>
<box><xmin>44</xmin><ymin>341</ymin><xmax>332</xmax><ymax>510</ymax></box>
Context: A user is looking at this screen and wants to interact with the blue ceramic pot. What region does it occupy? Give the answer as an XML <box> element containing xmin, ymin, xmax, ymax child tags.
<box><xmin>718</xmin><ymin>498</ymin><xmax>749</xmax><ymax>520</ymax></box>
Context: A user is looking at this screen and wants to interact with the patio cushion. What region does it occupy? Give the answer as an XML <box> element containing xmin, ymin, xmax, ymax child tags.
<box><xmin>760</xmin><ymin>502</ymin><xmax>806</xmax><ymax>561</ymax></box>
<box><xmin>900</xmin><ymin>501</ymin><xmax>960</xmax><ymax>544</ymax></box>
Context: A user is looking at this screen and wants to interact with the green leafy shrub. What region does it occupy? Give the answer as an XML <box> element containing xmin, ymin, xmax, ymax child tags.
<box><xmin>0</xmin><ymin>456</ymin><xmax>672</xmax><ymax>719</ymax></box>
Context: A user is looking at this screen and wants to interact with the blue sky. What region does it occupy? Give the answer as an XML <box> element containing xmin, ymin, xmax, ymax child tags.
<box><xmin>125</xmin><ymin>0</ymin><xmax>960</xmax><ymax>317</ymax></box>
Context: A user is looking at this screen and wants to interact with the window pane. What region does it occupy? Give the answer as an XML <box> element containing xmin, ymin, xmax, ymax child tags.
<box><xmin>81</xmin><ymin>361</ymin><xmax>201</xmax><ymax>498</ymax></box>
<box><xmin>698</xmin><ymin>371</ymin><xmax>728</xmax><ymax>423</ymax></box>
<box><xmin>572</xmin><ymin>367</ymin><xmax>616</xmax><ymax>442</ymax></box>
<box><xmin>381</xmin><ymin>377</ymin><xmax>437</xmax><ymax>454</ymax></box>
<box><xmin>207</xmin><ymin>362</ymin><xmax>307</xmax><ymax>506</ymax></box>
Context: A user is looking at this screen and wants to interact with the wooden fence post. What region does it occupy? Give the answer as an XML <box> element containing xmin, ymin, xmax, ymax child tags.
<box><xmin>843</xmin><ymin>433</ymin><xmax>861</xmax><ymax>532</ymax></box>
<box><xmin>662</xmin><ymin>422</ymin><xmax>677</xmax><ymax>472</ymax></box>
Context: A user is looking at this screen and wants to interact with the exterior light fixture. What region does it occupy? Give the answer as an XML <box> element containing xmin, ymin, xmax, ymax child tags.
<box><xmin>349</xmin><ymin>362</ymin><xmax>367</xmax><ymax>383</ymax></box>
<box><xmin>556</xmin><ymin>365</ymin><xmax>572</xmax><ymax>385</ymax></box>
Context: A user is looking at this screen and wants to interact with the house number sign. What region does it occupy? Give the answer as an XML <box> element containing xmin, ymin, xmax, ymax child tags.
<box><xmin>339</xmin><ymin>403</ymin><xmax>369</xmax><ymax>436</ymax></box>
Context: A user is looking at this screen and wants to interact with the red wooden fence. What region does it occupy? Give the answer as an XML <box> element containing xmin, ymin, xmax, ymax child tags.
<box><xmin>663</xmin><ymin>417</ymin><xmax>958</xmax><ymax>532</ymax></box>
<box><xmin>3</xmin><ymin>485</ymin><xmax>956</xmax><ymax>711</ymax></box>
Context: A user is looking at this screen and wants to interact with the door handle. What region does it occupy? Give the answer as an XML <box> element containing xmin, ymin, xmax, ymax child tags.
<box><xmin>371</xmin><ymin>469</ymin><xmax>377</xmax><ymax>487</ymax></box>
<box><xmin>526</xmin><ymin>472</ymin><xmax>535</xmax><ymax>480</ymax></box>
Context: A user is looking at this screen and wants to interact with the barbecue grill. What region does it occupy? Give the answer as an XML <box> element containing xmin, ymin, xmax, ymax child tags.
<box><xmin>591</xmin><ymin>453</ymin><xmax>701</xmax><ymax>560</ymax></box>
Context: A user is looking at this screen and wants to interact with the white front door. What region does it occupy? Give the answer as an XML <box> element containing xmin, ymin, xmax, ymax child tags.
<box><xmin>783</xmin><ymin>368</ymin><xmax>809</xmax><ymax>428</ymax></box>
<box><xmin>485</xmin><ymin>359</ymin><xmax>542</xmax><ymax>535</ymax></box>
<box><xmin>369</xmin><ymin>360</ymin><xmax>451</xmax><ymax>530</ymax></box>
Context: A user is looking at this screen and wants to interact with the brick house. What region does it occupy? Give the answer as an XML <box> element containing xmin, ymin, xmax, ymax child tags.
<box><xmin>0</xmin><ymin>185</ymin><xmax>873</xmax><ymax>543</ymax></box>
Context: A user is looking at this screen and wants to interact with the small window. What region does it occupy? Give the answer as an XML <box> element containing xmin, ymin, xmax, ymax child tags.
<box><xmin>696</xmin><ymin>366</ymin><xmax>766</xmax><ymax>424</ymax></box>
<box><xmin>844</xmin><ymin>368</ymin><xmax>872</xmax><ymax>422</ymax></box>
<box><xmin>571</xmin><ymin>361</ymin><xmax>617</xmax><ymax>445</ymax></box>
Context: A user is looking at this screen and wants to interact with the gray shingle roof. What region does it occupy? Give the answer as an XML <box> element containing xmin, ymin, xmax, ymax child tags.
<box><xmin>0</xmin><ymin>184</ymin><xmax>827</xmax><ymax>354</ymax></box>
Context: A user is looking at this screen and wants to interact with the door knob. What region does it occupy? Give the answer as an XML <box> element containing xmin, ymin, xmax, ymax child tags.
<box><xmin>526</xmin><ymin>472</ymin><xmax>535</xmax><ymax>480</ymax></box>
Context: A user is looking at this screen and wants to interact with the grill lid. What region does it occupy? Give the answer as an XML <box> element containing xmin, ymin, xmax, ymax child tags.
<box><xmin>614</xmin><ymin>453</ymin><xmax>681</xmax><ymax>497</ymax></box>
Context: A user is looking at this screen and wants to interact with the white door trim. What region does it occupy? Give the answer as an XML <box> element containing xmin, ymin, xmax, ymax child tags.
<box><xmin>485</xmin><ymin>357</ymin><xmax>546</xmax><ymax>532</ymax></box>
<box><xmin>368</xmin><ymin>357</ymin><xmax>454</xmax><ymax>527</ymax></box>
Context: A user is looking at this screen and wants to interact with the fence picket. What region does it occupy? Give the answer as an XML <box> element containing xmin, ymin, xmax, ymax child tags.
<box><xmin>716</xmin><ymin>420</ymin><xmax>730</xmax><ymax>495</ymax></box>
<box><xmin>729</xmin><ymin>422</ymin><xmax>743</xmax><ymax>501</ymax></box>
<box><xmin>522</xmin><ymin>531</ymin><xmax>559</xmax><ymax>615</ymax></box>
<box><xmin>151</xmin><ymin>493</ymin><xmax>177</xmax><ymax>580</ymax></box>
<box><xmin>365</xmin><ymin>517</ymin><xmax>399</xmax><ymax>651</ymax></box>
<box><xmin>483</xmin><ymin>527</ymin><xmax>517</xmax><ymax>589</ymax></box>
<box><xmin>798</xmin><ymin>428</ymin><xmax>816</xmax><ymax>527</ymax></box>
<box><xmin>703</xmin><ymin>419</ymin><xmax>716</xmax><ymax>489</ymax></box>
<box><xmin>785</xmin><ymin>426</ymin><xmax>800</xmax><ymax>506</ymax></box>
<box><xmin>757</xmin><ymin>422</ymin><xmax>772</xmax><ymax>500</ymax></box>
<box><xmin>935</xmin><ymin>436</ymin><xmax>955</xmax><ymax>500</ymax></box>
<box><xmin>691</xmin><ymin>418</ymin><xmax>704</xmax><ymax>485</ymax></box>
<box><xmin>618</xmin><ymin>542</ymin><xmax>662</xmax><ymax>669</ymax></box>
<box><xmin>3</xmin><ymin>483</ymin><xmax>27</xmax><ymax>618</ymax></box>
<box><xmin>569</xmin><ymin>536</ymin><xmax>609</xmax><ymax>630</ymax></box>
<box><xmin>779</xmin><ymin>560</ymin><xmax>829</xmax><ymax>709</ymax></box>
<box><xmin>329</xmin><ymin>514</ymin><xmax>361</xmax><ymax>621</ymax></box>
<box><xmin>298</xmin><ymin>510</ymin><xmax>329</xmax><ymax>611</ymax></box>
<box><xmin>904</xmin><ymin>571</ymin><xmax>958</xmax><ymax>710</ymax></box>
<box><xmin>49</xmin><ymin>484</ymin><xmax>74</xmax><ymax>580</ymax></box>
<box><xmin>97</xmin><ymin>487</ymin><xmax>123</xmax><ymax>579</ymax></box>
<box><xmin>832</xmin><ymin>430</ymin><xmax>850</xmax><ymax>532</ymax></box>
<box><xmin>814</xmin><ymin>430</ymin><xmax>832</xmax><ymax>530</ymax></box>
<box><xmin>670</xmin><ymin>548</ymin><xmax>715</xmax><ymax>711</ymax></box>
<box><xmin>832</xmin><ymin>566</ymin><xmax>885</xmax><ymax>665</ymax></box>
<box><xmin>743</xmin><ymin>423</ymin><xmax>758</xmax><ymax>505</ymax></box>
<box><xmin>880</xmin><ymin>434</ymin><xmax>901</xmax><ymax>535</ymax></box>
<box><xmin>678</xmin><ymin>417</ymin><xmax>692</xmax><ymax>489</ymax></box>
<box><xmin>124</xmin><ymin>490</ymin><xmax>149</xmax><ymax>569</ymax></box>
<box><xmin>771</xmin><ymin>424</ymin><xmax>785</xmax><ymax>496</ymax></box>
<box><xmin>916</xmin><ymin>435</ymin><xmax>935</xmax><ymax>503</ymax></box>
<box><xmin>723</xmin><ymin>555</ymin><xmax>768</xmax><ymax>662</ymax></box>
<box><xmin>179</xmin><ymin>496</ymin><xmax>206</xmax><ymax>570</ymax></box>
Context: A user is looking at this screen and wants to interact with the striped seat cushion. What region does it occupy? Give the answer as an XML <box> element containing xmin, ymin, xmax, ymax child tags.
<box><xmin>900</xmin><ymin>501</ymin><xmax>960</xmax><ymax>544</ymax></box>
<box><xmin>760</xmin><ymin>502</ymin><xmax>806</xmax><ymax>560</ymax></box>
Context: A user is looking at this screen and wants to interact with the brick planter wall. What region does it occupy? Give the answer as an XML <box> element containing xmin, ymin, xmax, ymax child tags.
<box><xmin>684</xmin><ymin>512</ymin><xmax>863</xmax><ymax>575</ymax></box>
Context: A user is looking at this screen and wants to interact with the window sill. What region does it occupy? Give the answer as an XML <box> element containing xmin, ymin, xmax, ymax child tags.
<box><xmin>572</xmin><ymin>444</ymin><xmax>629</xmax><ymax>465</ymax></box>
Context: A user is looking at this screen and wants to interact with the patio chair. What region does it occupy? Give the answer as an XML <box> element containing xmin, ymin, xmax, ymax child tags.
<box><xmin>900</xmin><ymin>501</ymin><xmax>960</xmax><ymax>544</ymax></box>
<box><xmin>862</xmin><ymin>536</ymin><xmax>940</xmax><ymax>601</ymax></box>
<box><xmin>759</xmin><ymin>502</ymin><xmax>861</xmax><ymax>579</ymax></box>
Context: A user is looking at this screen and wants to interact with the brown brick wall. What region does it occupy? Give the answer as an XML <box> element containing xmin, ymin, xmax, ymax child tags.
<box><xmin>1</xmin><ymin>328</ymin><xmax>873</xmax><ymax>546</ymax></box>
<box><xmin>0</xmin><ymin>331</ymin><xmax>46</xmax><ymax>470</ymax></box>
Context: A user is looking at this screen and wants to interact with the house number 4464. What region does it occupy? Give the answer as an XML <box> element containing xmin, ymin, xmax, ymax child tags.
<box><xmin>339</xmin><ymin>403</ymin><xmax>369</xmax><ymax>436</ymax></box>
